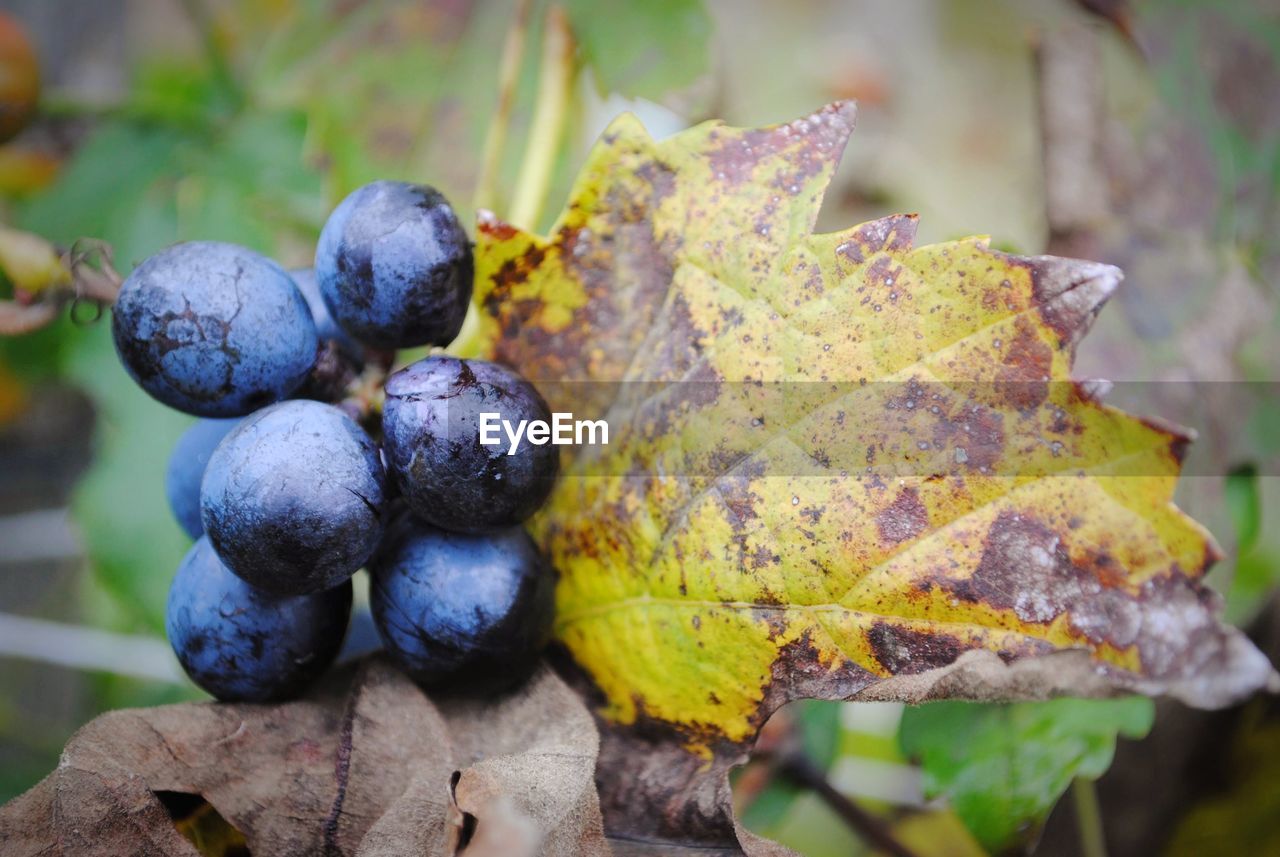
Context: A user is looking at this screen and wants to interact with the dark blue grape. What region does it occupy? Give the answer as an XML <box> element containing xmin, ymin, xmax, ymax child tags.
<box><xmin>165</xmin><ymin>537</ymin><xmax>351</xmax><ymax>702</ymax></box>
<box><xmin>201</xmin><ymin>400</ymin><xmax>386</xmax><ymax>595</ymax></box>
<box><xmin>165</xmin><ymin>417</ymin><xmax>239</xmax><ymax>539</ymax></box>
<box><xmin>369</xmin><ymin>516</ymin><xmax>553</xmax><ymax>688</ymax></box>
<box><xmin>112</xmin><ymin>241</ymin><xmax>318</xmax><ymax>417</ymax></box>
<box><xmin>381</xmin><ymin>356</ymin><xmax>559</xmax><ymax>533</ymax></box>
<box><xmin>315</xmin><ymin>181</ymin><xmax>472</xmax><ymax>349</ymax></box>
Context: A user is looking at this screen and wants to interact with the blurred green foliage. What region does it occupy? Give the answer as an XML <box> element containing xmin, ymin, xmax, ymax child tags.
<box><xmin>899</xmin><ymin>697</ymin><xmax>1155</xmax><ymax>852</ymax></box>
<box><xmin>566</xmin><ymin>0</ymin><xmax>710</xmax><ymax>98</ymax></box>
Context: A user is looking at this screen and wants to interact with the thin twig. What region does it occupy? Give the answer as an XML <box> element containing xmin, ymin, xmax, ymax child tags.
<box><xmin>1035</xmin><ymin>24</ymin><xmax>1106</xmax><ymax>259</ymax></box>
<box><xmin>775</xmin><ymin>751</ymin><xmax>924</xmax><ymax>857</ymax></box>
<box><xmin>0</xmin><ymin>239</ymin><xmax>122</xmax><ymax>337</ymax></box>
<box><xmin>68</xmin><ymin>239</ymin><xmax>123</xmax><ymax>303</ymax></box>
<box><xmin>474</xmin><ymin>0</ymin><xmax>533</xmax><ymax>215</ymax></box>
<box><xmin>1072</xmin><ymin>777</ymin><xmax>1109</xmax><ymax>857</ymax></box>
<box><xmin>0</xmin><ymin>301</ymin><xmax>59</xmax><ymax>336</ymax></box>
<box><xmin>508</xmin><ymin>4</ymin><xmax>575</xmax><ymax>231</ymax></box>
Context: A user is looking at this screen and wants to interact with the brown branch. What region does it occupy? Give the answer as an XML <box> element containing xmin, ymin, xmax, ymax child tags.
<box><xmin>0</xmin><ymin>238</ymin><xmax>122</xmax><ymax>337</ymax></box>
<box><xmin>67</xmin><ymin>239</ymin><xmax>122</xmax><ymax>303</ymax></box>
<box><xmin>0</xmin><ymin>300</ymin><xmax>59</xmax><ymax>335</ymax></box>
<box><xmin>774</xmin><ymin>751</ymin><xmax>924</xmax><ymax>857</ymax></box>
<box><xmin>1035</xmin><ymin>24</ymin><xmax>1107</xmax><ymax>260</ymax></box>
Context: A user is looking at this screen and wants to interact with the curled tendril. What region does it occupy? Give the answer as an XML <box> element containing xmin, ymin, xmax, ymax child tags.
<box><xmin>68</xmin><ymin>295</ymin><xmax>105</xmax><ymax>326</ymax></box>
<box><xmin>0</xmin><ymin>236</ymin><xmax>121</xmax><ymax>337</ymax></box>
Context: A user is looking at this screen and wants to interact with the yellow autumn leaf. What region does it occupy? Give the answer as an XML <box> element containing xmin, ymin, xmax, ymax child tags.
<box><xmin>472</xmin><ymin>103</ymin><xmax>1277</xmax><ymax>747</ymax></box>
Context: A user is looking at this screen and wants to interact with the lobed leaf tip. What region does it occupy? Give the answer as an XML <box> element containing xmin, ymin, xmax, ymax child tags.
<box><xmin>599</xmin><ymin>110</ymin><xmax>653</xmax><ymax>144</ymax></box>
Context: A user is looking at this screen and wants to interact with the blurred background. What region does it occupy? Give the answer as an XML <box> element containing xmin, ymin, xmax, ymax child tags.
<box><xmin>0</xmin><ymin>0</ymin><xmax>1277</xmax><ymax>854</ymax></box>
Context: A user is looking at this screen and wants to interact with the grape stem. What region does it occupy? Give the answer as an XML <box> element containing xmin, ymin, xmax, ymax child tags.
<box><xmin>0</xmin><ymin>240</ymin><xmax>121</xmax><ymax>336</ymax></box>
<box><xmin>508</xmin><ymin>4</ymin><xmax>576</xmax><ymax>232</ymax></box>
<box><xmin>339</xmin><ymin>363</ymin><xmax>389</xmax><ymax>425</ymax></box>
<box><xmin>0</xmin><ymin>301</ymin><xmax>59</xmax><ymax>336</ymax></box>
<box><xmin>473</xmin><ymin>0</ymin><xmax>533</xmax><ymax>215</ymax></box>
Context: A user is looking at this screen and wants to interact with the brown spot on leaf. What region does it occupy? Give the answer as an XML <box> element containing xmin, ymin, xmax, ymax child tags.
<box><xmin>706</xmin><ymin>102</ymin><xmax>855</xmax><ymax>188</ymax></box>
<box><xmin>876</xmin><ymin>487</ymin><xmax>928</xmax><ymax>545</ymax></box>
<box><xmin>950</xmin><ymin>512</ymin><xmax>1076</xmax><ymax>624</ymax></box>
<box><xmin>1022</xmin><ymin>256</ymin><xmax>1120</xmax><ymax>351</ymax></box>
<box><xmin>868</xmin><ymin>622</ymin><xmax>971</xmax><ymax>675</ymax></box>
<box><xmin>996</xmin><ymin>316</ymin><xmax>1053</xmax><ymax>410</ymax></box>
<box><xmin>478</xmin><ymin>217</ymin><xmax>519</xmax><ymax>241</ymax></box>
<box><xmin>932</xmin><ymin>403</ymin><xmax>1005</xmax><ymax>472</ymax></box>
<box><xmin>836</xmin><ymin>213</ymin><xmax>919</xmax><ymax>264</ymax></box>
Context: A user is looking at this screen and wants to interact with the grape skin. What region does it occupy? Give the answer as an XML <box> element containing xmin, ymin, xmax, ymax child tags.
<box><xmin>369</xmin><ymin>515</ymin><xmax>553</xmax><ymax>688</ymax></box>
<box><xmin>112</xmin><ymin>241</ymin><xmax>319</xmax><ymax>417</ymax></box>
<box><xmin>315</xmin><ymin>181</ymin><xmax>472</xmax><ymax>349</ymax></box>
<box><xmin>165</xmin><ymin>417</ymin><xmax>240</xmax><ymax>539</ymax></box>
<box><xmin>201</xmin><ymin>400</ymin><xmax>386</xmax><ymax>595</ymax></box>
<box><xmin>381</xmin><ymin>356</ymin><xmax>560</xmax><ymax>533</ymax></box>
<box><xmin>166</xmin><ymin>537</ymin><xmax>351</xmax><ymax>702</ymax></box>
<box><xmin>290</xmin><ymin>266</ymin><xmax>365</xmax><ymax>363</ymax></box>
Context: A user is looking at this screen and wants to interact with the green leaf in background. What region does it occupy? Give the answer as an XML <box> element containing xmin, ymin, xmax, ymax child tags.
<box><xmin>1223</xmin><ymin>463</ymin><xmax>1280</xmax><ymax>625</ymax></box>
<box><xmin>18</xmin><ymin>122</ymin><xmax>183</xmax><ymax>263</ymax></box>
<box><xmin>899</xmin><ymin>697</ymin><xmax>1155</xmax><ymax>852</ymax></box>
<box><xmin>564</xmin><ymin>0</ymin><xmax>710</xmax><ymax>99</ymax></box>
<box><xmin>247</xmin><ymin>0</ymin><xmax>491</xmax><ymax>204</ymax></box>
<box><xmin>1225</xmin><ymin>464</ymin><xmax>1261</xmax><ymax>557</ymax></box>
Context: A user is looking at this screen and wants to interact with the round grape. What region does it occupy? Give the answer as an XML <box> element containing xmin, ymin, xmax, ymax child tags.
<box><xmin>201</xmin><ymin>400</ymin><xmax>386</xmax><ymax>595</ymax></box>
<box><xmin>381</xmin><ymin>356</ymin><xmax>559</xmax><ymax>533</ymax></box>
<box><xmin>290</xmin><ymin>267</ymin><xmax>364</xmax><ymax>363</ymax></box>
<box><xmin>166</xmin><ymin>537</ymin><xmax>351</xmax><ymax>703</ymax></box>
<box><xmin>370</xmin><ymin>516</ymin><xmax>553</xmax><ymax>688</ymax></box>
<box><xmin>165</xmin><ymin>417</ymin><xmax>239</xmax><ymax>539</ymax></box>
<box><xmin>315</xmin><ymin>181</ymin><xmax>472</xmax><ymax>349</ymax></box>
<box><xmin>112</xmin><ymin>241</ymin><xmax>318</xmax><ymax>417</ymax></box>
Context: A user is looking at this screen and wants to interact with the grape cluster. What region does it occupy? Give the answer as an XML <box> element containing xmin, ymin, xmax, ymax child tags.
<box><xmin>113</xmin><ymin>181</ymin><xmax>558</xmax><ymax>703</ymax></box>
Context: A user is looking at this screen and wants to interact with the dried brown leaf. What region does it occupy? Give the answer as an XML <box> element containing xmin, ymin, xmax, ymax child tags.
<box><xmin>0</xmin><ymin>657</ymin><xmax>607</xmax><ymax>857</ymax></box>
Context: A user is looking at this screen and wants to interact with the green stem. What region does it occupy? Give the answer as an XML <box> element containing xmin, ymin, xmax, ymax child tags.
<box><xmin>508</xmin><ymin>4</ymin><xmax>575</xmax><ymax>231</ymax></box>
<box><xmin>1072</xmin><ymin>777</ymin><xmax>1108</xmax><ymax>857</ymax></box>
<box><xmin>473</xmin><ymin>0</ymin><xmax>533</xmax><ymax>215</ymax></box>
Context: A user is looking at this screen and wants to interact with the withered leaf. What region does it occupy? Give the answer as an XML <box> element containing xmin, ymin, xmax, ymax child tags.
<box><xmin>0</xmin><ymin>657</ymin><xmax>607</xmax><ymax>857</ymax></box>
<box><xmin>469</xmin><ymin>102</ymin><xmax>1279</xmax><ymax>849</ymax></box>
